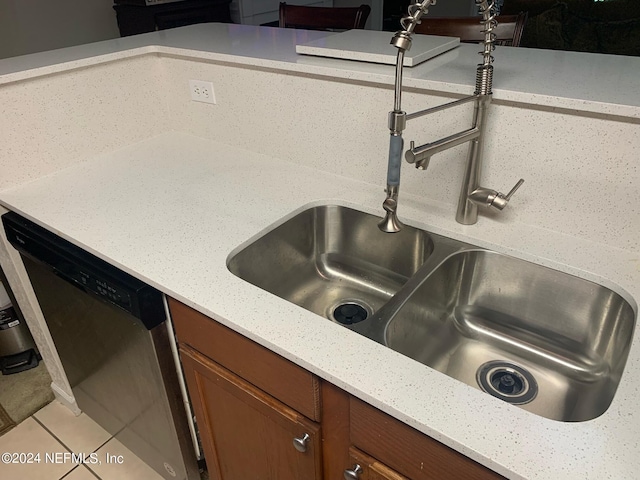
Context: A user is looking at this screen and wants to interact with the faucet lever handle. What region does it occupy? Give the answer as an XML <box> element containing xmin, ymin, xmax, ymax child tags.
<box><xmin>504</xmin><ymin>178</ymin><xmax>525</xmax><ymax>201</ymax></box>
<box><xmin>489</xmin><ymin>178</ymin><xmax>525</xmax><ymax>210</ymax></box>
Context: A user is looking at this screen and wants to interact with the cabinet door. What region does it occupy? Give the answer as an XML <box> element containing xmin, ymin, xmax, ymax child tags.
<box><xmin>180</xmin><ymin>344</ymin><xmax>322</xmax><ymax>480</ymax></box>
<box><xmin>345</xmin><ymin>447</ymin><xmax>409</xmax><ymax>480</ymax></box>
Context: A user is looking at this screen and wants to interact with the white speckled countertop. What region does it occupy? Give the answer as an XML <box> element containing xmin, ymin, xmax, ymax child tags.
<box><xmin>1</xmin><ymin>23</ymin><xmax>639</xmax><ymax>480</ymax></box>
<box><xmin>1</xmin><ymin>133</ymin><xmax>639</xmax><ymax>480</ymax></box>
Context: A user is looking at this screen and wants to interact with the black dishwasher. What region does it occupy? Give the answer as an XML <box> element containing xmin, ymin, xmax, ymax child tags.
<box><xmin>2</xmin><ymin>212</ymin><xmax>199</xmax><ymax>480</ymax></box>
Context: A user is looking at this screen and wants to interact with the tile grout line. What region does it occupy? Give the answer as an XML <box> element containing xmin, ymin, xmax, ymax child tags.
<box><xmin>59</xmin><ymin>465</ymin><xmax>102</xmax><ymax>480</ymax></box>
<box><xmin>32</xmin><ymin>415</ymin><xmax>107</xmax><ymax>480</ymax></box>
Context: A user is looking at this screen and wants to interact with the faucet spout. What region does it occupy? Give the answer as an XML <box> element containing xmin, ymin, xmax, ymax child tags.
<box><xmin>378</xmin><ymin>2</ymin><xmax>434</xmax><ymax>233</ymax></box>
<box><xmin>405</xmin><ymin>127</ymin><xmax>481</xmax><ymax>165</ymax></box>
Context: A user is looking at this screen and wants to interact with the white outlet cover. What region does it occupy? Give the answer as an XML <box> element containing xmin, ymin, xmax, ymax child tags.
<box><xmin>189</xmin><ymin>80</ymin><xmax>216</xmax><ymax>104</ymax></box>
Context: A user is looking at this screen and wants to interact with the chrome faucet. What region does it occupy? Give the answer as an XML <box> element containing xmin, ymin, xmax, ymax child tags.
<box><xmin>379</xmin><ymin>0</ymin><xmax>524</xmax><ymax>232</ymax></box>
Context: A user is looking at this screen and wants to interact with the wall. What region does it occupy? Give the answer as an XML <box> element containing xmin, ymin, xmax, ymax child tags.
<box><xmin>0</xmin><ymin>55</ymin><xmax>168</xmax><ymax>190</ymax></box>
<box><xmin>0</xmin><ymin>0</ymin><xmax>120</xmax><ymax>60</ymax></box>
<box><xmin>159</xmin><ymin>56</ymin><xmax>639</xmax><ymax>253</ymax></box>
<box><xmin>0</xmin><ymin>210</ymin><xmax>79</xmax><ymax>413</ymax></box>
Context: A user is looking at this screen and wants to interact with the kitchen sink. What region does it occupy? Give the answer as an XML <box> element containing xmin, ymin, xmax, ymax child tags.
<box><xmin>380</xmin><ymin>250</ymin><xmax>636</xmax><ymax>422</ymax></box>
<box><xmin>227</xmin><ymin>205</ymin><xmax>434</xmax><ymax>323</ymax></box>
<box><xmin>228</xmin><ymin>204</ymin><xmax>636</xmax><ymax>422</ymax></box>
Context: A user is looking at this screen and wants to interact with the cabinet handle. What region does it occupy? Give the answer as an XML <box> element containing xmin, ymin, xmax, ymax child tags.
<box><xmin>292</xmin><ymin>433</ymin><xmax>310</xmax><ymax>453</ymax></box>
<box><xmin>344</xmin><ymin>464</ymin><xmax>363</xmax><ymax>479</ymax></box>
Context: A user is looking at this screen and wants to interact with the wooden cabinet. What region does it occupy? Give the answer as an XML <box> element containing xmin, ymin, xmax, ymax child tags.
<box><xmin>114</xmin><ymin>0</ymin><xmax>232</xmax><ymax>37</ymax></box>
<box><xmin>180</xmin><ymin>345</ymin><xmax>322</xmax><ymax>479</ymax></box>
<box><xmin>169</xmin><ymin>298</ymin><xmax>504</xmax><ymax>480</ymax></box>
<box><xmin>350</xmin><ymin>397</ymin><xmax>502</xmax><ymax>480</ymax></box>
<box><xmin>170</xmin><ymin>298</ymin><xmax>322</xmax><ymax>480</ymax></box>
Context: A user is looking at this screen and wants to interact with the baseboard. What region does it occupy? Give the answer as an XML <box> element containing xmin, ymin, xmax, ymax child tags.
<box><xmin>50</xmin><ymin>381</ymin><xmax>81</xmax><ymax>416</ymax></box>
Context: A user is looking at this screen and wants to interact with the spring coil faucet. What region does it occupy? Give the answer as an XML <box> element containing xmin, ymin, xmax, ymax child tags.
<box><xmin>379</xmin><ymin>0</ymin><xmax>524</xmax><ymax>232</ymax></box>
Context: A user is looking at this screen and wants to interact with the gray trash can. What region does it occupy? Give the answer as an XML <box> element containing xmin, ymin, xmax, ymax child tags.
<box><xmin>0</xmin><ymin>281</ymin><xmax>39</xmax><ymax>374</ymax></box>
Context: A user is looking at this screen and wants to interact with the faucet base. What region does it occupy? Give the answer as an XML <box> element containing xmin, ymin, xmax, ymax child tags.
<box><xmin>378</xmin><ymin>209</ymin><xmax>404</xmax><ymax>233</ymax></box>
<box><xmin>456</xmin><ymin>202</ymin><xmax>479</xmax><ymax>225</ymax></box>
<box><xmin>378</xmin><ymin>185</ymin><xmax>403</xmax><ymax>233</ymax></box>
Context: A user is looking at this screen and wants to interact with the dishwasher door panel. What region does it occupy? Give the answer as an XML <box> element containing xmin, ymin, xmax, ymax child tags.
<box><xmin>22</xmin><ymin>255</ymin><xmax>197</xmax><ymax>480</ymax></box>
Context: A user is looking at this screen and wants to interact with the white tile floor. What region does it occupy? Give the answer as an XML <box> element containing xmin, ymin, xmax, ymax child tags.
<box><xmin>0</xmin><ymin>400</ymin><xmax>165</xmax><ymax>480</ymax></box>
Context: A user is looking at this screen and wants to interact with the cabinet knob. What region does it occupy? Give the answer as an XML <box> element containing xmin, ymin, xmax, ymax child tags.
<box><xmin>344</xmin><ymin>464</ymin><xmax>363</xmax><ymax>480</ymax></box>
<box><xmin>292</xmin><ymin>433</ymin><xmax>310</xmax><ymax>453</ymax></box>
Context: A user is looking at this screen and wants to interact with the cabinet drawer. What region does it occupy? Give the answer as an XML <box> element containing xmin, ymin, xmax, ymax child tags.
<box><xmin>350</xmin><ymin>397</ymin><xmax>504</xmax><ymax>480</ymax></box>
<box><xmin>169</xmin><ymin>298</ymin><xmax>321</xmax><ymax>421</ymax></box>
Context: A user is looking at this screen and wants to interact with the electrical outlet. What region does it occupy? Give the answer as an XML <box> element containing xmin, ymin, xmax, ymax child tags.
<box><xmin>189</xmin><ymin>80</ymin><xmax>216</xmax><ymax>104</ymax></box>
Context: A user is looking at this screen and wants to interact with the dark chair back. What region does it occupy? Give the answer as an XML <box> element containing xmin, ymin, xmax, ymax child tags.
<box><xmin>279</xmin><ymin>2</ymin><xmax>372</xmax><ymax>30</ymax></box>
<box><xmin>413</xmin><ymin>12</ymin><xmax>528</xmax><ymax>46</ymax></box>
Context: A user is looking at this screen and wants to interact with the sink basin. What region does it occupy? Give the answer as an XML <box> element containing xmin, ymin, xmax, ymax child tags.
<box><xmin>227</xmin><ymin>205</ymin><xmax>434</xmax><ymax>322</ymax></box>
<box><xmin>229</xmin><ymin>204</ymin><xmax>636</xmax><ymax>422</ymax></box>
<box><xmin>384</xmin><ymin>250</ymin><xmax>636</xmax><ymax>422</ymax></box>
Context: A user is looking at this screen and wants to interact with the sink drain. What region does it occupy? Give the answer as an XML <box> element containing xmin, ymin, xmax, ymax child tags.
<box><xmin>476</xmin><ymin>361</ymin><xmax>537</xmax><ymax>405</ymax></box>
<box><xmin>331</xmin><ymin>301</ymin><xmax>369</xmax><ymax>325</ymax></box>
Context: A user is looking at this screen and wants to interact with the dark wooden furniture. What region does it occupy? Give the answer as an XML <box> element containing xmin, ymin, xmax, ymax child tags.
<box><xmin>114</xmin><ymin>0</ymin><xmax>232</xmax><ymax>37</ymax></box>
<box><xmin>278</xmin><ymin>2</ymin><xmax>371</xmax><ymax>30</ymax></box>
<box><xmin>414</xmin><ymin>12</ymin><xmax>528</xmax><ymax>46</ymax></box>
<box><xmin>169</xmin><ymin>298</ymin><xmax>505</xmax><ymax>480</ymax></box>
<box><xmin>502</xmin><ymin>0</ymin><xmax>640</xmax><ymax>55</ymax></box>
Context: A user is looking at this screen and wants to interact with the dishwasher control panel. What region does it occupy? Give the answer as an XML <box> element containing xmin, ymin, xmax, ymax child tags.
<box><xmin>73</xmin><ymin>268</ymin><xmax>132</xmax><ymax>309</ymax></box>
<box><xmin>2</xmin><ymin>212</ymin><xmax>165</xmax><ymax>330</ymax></box>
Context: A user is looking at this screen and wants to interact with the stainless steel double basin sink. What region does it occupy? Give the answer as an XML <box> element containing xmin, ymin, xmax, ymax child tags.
<box><xmin>228</xmin><ymin>205</ymin><xmax>636</xmax><ymax>422</ymax></box>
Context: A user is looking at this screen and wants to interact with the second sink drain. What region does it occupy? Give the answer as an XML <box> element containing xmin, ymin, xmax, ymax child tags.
<box><xmin>330</xmin><ymin>301</ymin><xmax>370</xmax><ymax>325</ymax></box>
<box><xmin>477</xmin><ymin>361</ymin><xmax>538</xmax><ymax>405</ymax></box>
